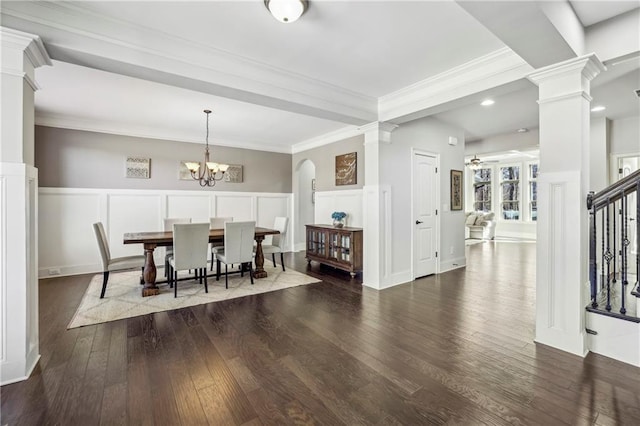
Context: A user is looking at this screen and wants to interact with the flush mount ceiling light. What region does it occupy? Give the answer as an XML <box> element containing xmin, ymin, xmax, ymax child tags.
<box><xmin>517</xmin><ymin>128</ymin><xmax>528</xmax><ymax>133</ymax></box>
<box><xmin>480</xmin><ymin>99</ymin><xmax>495</xmax><ymax>106</ymax></box>
<box><xmin>264</xmin><ymin>0</ymin><xmax>308</xmax><ymax>23</ymax></box>
<box><xmin>591</xmin><ymin>105</ymin><xmax>606</xmax><ymax>112</ymax></box>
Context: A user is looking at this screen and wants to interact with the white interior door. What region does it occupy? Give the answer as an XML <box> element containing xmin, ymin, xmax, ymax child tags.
<box><xmin>413</xmin><ymin>153</ymin><xmax>438</xmax><ymax>278</ymax></box>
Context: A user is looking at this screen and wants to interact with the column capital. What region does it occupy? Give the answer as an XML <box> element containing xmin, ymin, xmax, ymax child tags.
<box><xmin>527</xmin><ymin>53</ymin><xmax>605</xmax><ymax>86</ymax></box>
<box><xmin>1</xmin><ymin>26</ymin><xmax>51</xmax><ymax>70</ymax></box>
<box><xmin>360</xmin><ymin>121</ymin><xmax>398</xmax><ymax>145</ymax></box>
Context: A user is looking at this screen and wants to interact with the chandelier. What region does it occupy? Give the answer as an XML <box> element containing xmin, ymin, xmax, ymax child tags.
<box><xmin>185</xmin><ymin>110</ymin><xmax>229</xmax><ymax>187</ymax></box>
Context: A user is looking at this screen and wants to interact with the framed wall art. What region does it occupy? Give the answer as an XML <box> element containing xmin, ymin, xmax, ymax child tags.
<box><xmin>224</xmin><ymin>164</ymin><xmax>243</xmax><ymax>183</ymax></box>
<box><xmin>178</xmin><ymin>160</ymin><xmax>198</xmax><ymax>180</ymax></box>
<box><xmin>125</xmin><ymin>157</ymin><xmax>150</xmax><ymax>179</ymax></box>
<box><xmin>450</xmin><ymin>169</ymin><xmax>463</xmax><ymax>211</ymax></box>
<box><xmin>335</xmin><ymin>152</ymin><xmax>357</xmax><ymax>186</ymax></box>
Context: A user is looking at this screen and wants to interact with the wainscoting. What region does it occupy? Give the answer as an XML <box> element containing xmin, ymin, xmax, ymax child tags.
<box><xmin>38</xmin><ymin>187</ymin><xmax>292</xmax><ymax>278</ymax></box>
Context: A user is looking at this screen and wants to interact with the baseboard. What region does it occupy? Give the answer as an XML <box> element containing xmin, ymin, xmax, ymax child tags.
<box><xmin>439</xmin><ymin>257</ymin><xmax>466</xmax><ymax>273</ymax></box>
<box><xmin>363</xmin><ymin>269</ymin><xmax>412</xmax><ymax>290</ymax></box>
<box><xmin>0</xmin><ymin>354</ymin><xmax>40</xmax><ymax>386</ymax></box>
<box><xmin>495</xmin><ymin>231</ymin><xmax>537</xmax><ymax>240</ymax></box>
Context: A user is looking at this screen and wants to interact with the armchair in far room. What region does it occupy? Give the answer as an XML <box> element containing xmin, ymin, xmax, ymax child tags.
<box><xmin>465</xmin><ymin>211</ymin><xmax>496</xmax><ymax>240</ymax></box>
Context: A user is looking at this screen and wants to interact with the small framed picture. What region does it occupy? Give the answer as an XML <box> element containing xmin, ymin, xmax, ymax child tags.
<box><xmin>125</xmin><ymin>157</ymin><xmax>150</xmax><ymax>179</ymax></box>
<box><xmin>450</xmin><ymin>169</ymin><xmax>463</xmax><ymax>211</ymax></box>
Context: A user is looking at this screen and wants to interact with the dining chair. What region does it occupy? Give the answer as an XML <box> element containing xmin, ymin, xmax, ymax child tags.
<box><xmin>167</xmin><ymin>222</ymin><xmax>210</xmax><ymax>298</ymax></box>
<box><xmin>93</xmin><ymin>222</ymin><xmax>145</xmax><ymax>299</ymax></box>
<box><xmin>215</xmin><ymin>221</ymin><xmax>256</xmax><ymax>289</ymax></box>
<box><xmin>163</xmin><ymin>217</ymin><xmax>191</xmax><ymax>278</ymax></box>
<box><xmin>210</xmin><ymin>216</ymin><xmax>233</xmax><ymax>271</ymax></box>
<box><xmin>256</xmin><ymin>216</ymin><xmax>289</xmax><ymax>271</ymax></box>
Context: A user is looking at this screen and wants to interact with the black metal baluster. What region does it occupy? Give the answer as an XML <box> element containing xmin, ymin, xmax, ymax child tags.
<box><xmin>588</xmin><ymin>192</ymin><xmax>597</xmax><ymax>308</ymax></box>
<box><xmin>601</xmin><ymin>206</ymin><xmax>605</xmax><ymax>300</ymax></box>
<box><xmin>621</xmin><ymin>191</ymin><xmax>628</xmax><ymax>315</ymax></box>
<box><xmin>612</xmin><ymin>198</ymin><xmax>616</xmax><ymax>285</ymax></box>
<box><xmin>637</xmin><ymin>180</ymin><xmax>640</xmax><ymax>294</ymax></box>
<box><xmin>605</xmin><ymin>198</ymin><xmax>612</xmax><ymax>311</ymax></box>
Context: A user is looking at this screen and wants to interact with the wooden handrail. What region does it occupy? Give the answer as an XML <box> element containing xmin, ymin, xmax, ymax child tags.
<box><xmin>587</xmin><ymin>169</ymin><xmax>640</xmax><ymax>210</ymax></box>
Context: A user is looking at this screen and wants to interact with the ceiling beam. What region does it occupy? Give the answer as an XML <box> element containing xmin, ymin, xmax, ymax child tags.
<box><xmin>456</xmin><ymin>0</ymin><xmax>584</xmax><ymax>68</ymax></box>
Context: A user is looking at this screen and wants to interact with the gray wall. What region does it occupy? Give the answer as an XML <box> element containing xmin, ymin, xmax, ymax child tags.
<box><xmin>611</xmin><ymin>116</ymin><xmax>640</xmax><ymax>154</ymax></box>
<box><xmin>292</xmin><ymin>135</ymin><xmax>364</xmax><ymax>191</ymax></box>
<box><xmin>35</xmin><ymin>126</ymin><xmax>292</xmax><ymax>192</ymax></box>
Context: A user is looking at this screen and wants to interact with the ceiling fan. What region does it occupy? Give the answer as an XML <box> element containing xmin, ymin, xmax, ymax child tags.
<box><xmin>465</xmin><ymin>155</ymin><xmax>498</xmax><ymax>169</ymax></box>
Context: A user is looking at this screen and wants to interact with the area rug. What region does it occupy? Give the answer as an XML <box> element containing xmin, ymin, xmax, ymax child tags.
<box><xmin>68</xmin><ymin>265</ymin><xmax>320</xmax><ymax>329</ymax></box>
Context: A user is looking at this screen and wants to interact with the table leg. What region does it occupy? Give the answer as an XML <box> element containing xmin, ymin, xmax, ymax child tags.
<box><xmin>254</xmin><ymin>235</ymin><xmax>268</xmax><ymax>279</ymax></box>
<box><xmin>142</xmin><ymin>243</ymin><xmax>160</xmax><ymax>296</ymax></box>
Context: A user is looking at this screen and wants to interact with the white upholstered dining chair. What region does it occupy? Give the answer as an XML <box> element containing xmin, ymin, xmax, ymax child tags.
<box><xmin>93</xmin><ymin>222</ymin><xmax>145</xmax><ymax>299</ymax></box>
<box><xmin>210</xmin><ymin>216</ymin><xmax>233</xmax><ymax>270</ymax></box>
<box><xmin>163</xmin><ymin>217</ymin><xmax>191</xmax><ymax>278</ymax></box>
<box><xmin>215</xmin><ymin>221</ymin><xmax>256</xmax><ymax>289</ymax></box>
<box><xmin>167</xmin><ymin>222</ymin><xmax>210</xmax><ymax>298</ymax></box>
<box><xmin>256</xmin><ymin>216</ymin><xmax>289</xmax><ymax>271</ymax></box>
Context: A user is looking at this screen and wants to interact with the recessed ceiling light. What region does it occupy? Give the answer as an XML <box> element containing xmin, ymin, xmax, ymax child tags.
<box><xmin>591</xmin><ymin>105</ymin><xmax>606</xmax><ymax>112</ymax></box>
<box><xmin>481</xmin><ymin>99</ymin><xmax>495</xmax><ymax>106</ymax></box>
<box><xmin>517</xmin><ymin>128</ymin><xmax>528</xmax><ymax>133</ymax></box>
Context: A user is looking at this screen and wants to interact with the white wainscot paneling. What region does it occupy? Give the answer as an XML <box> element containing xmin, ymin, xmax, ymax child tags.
<box><xmin>166</xmin><ymin>194</ymin><xmax>211</xmax><ymax>224</ymax></box>
<box><xmin>39</xmin><ymin>191</ymin><xmax>101</xmax><ymax>276</ymax></box>
<box><xmin>108</xmin><ymin>194</ymin><xmax>163</xmax><ymax>258</ymax></box>
<box><xmin>315</xmin><ymin>189</ymin><xmax>363</xmax><ymax>227</ymax></box>
<box><xmin>256</xmin><ymin>195</ymin><xmax>290</xmax><ymax>247</ymax></box>
<box><xmin>215</xmin><ymin>194</ymin><xmax>254</xmax><ymax>221</ymax></box>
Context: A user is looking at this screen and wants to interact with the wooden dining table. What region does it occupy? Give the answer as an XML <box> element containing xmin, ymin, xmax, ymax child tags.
<box><xmin>123</xmin><ymin>227</ymin><xmax>280</xmax><ymax>297</ymax></box>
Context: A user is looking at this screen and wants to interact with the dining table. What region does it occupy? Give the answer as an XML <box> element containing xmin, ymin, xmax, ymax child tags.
<box><xmin>123</xmin><ymin>227</ymin><xmax>280</xmax><ymax>297</ymax></box>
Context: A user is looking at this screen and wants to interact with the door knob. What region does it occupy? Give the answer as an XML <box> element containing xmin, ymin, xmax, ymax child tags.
<box><xmin>415</xmin><ymin>220</ymin><xmax>423</xmax><ymax>225</ymax></box>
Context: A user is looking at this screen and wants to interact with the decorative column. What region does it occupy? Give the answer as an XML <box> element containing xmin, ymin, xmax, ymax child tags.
<box><xmin>528</xmin><ymin>54</ymin><xmax>605</xmax><ymax>356</ymax></box>
<box><xmin>361</xmin><ymin>121</ymin><xmax>397</xmax><ymax>289</ymax></box>
<box><xmin>0</xmin><ymin>27</ymin><xmax>51</xmax><ymax>384</ymax></box>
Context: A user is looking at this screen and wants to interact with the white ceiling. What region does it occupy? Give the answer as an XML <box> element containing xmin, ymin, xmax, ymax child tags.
<box><xmin>570</xmin><ymin>0</ymin><xmax>639</xmax><ymax>26</ymax></box>
<box><xmin>2</xmin><ymin>1</ymin><xmax>639</xmax><ymax>152</ymax></box>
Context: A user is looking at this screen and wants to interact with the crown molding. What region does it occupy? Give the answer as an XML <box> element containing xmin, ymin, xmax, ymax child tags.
<box><xmin>35</xmin><ymin>114</ymin><xmax>292</xmax><ymax>154</ymax></box>
<box><xmin>378</xmin><ymin>47</ymin><xmax>533</xmax><ymax>122</ymax></box>
<box><xmin>1</xmin><ymin>2</ymin><xmax>376</xmax><ymax>124</ymax></box>
<box><xmin>291</xmin><ymin>125</ymin><xmax>363</xmax><ymax>154</ymax></box>
<box><xmin>528</xmin><ymin>53</ymin><xmax>606</xmax><ymax>85</ymax></box>
<box><xmin>0</xmin><ymin>27</ymin><xmax>51</xmax><ymax>68</ymax></box>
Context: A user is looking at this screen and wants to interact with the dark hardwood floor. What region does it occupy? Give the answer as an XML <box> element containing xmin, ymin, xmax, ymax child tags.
<box><xmin>2</xmin><ymin>241</ymin><xmax>640</xmax><ymax>425</ymax></box>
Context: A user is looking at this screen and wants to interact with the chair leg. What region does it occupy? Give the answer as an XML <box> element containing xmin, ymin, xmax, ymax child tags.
<box><xmin>272</xmin><ymin>253</ymin><xmax>276</xmax><ymax>268</ymax></box>
<box><xmin>140</xmin><ymin>267</ymin><xmax>144</xmax><ymax>284</ymax></box>
<box><xmin>204</xmin><ymin>270</ymin><xmax>208</xmax><ymax>293</ymax></box>
<box><xmin>280</xmin><ymin>252</ymin><xmax>285</xmax><ymax>272</ymax></box>
<box><xmin>174</xmin><ymin>271</ymin><xmax>178</xmax><ymax>298</ymax></box>
<box><xmin>216</xmin><ymin>259</ymin><xmax>221</xmax><ymax>281</ymax></box>
<box><xmin>210</xmin><ymin>251</ymin><xmax>215</xmax><ymax>271</ymax></box>
<box><xmin>249</xmin><ymin>262</ymin><xmax>254</xmax><ymax>285</ymax></box>
<box><xmin>100</xmin><ymin>271</ymin><xmax>110</xmax><ymax>299</ymax></box>
<box><xmin>225</xmin><ymin>264</ymin><xmax>228</xmax><ymax>289</ymax></box>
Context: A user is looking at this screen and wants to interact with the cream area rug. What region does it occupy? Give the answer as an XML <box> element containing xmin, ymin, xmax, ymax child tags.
<box><xmin>68</xmin><ymin>264</ymin><xmax>320</xmax><ymax>329</ymax></box>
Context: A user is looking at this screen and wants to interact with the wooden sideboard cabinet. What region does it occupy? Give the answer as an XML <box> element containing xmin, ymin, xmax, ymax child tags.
<box><xmin>305</xmin><ymin>224</ymin><xmax>363</xmax><ymax>277</ymax></box>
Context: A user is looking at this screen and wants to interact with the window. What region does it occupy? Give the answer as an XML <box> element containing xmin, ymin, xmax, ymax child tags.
<box><xmin>473</xmin><ymin>168</ymin><xmax>491</xmax><ymax>212</ymax></box>
<box><xmin>500</xmin><ymin>166</ymin><xmax>520</xmax><ymax>220</ymax></box>
<box><xmin>529</xmin><ymin>163</ymin><xmax>538</xmax><ymax>221</ymax></box>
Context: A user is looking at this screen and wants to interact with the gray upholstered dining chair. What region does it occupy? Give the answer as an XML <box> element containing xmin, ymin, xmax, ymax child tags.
<box><xmin>215</xmin><ymin>221</ymin><xmax>256</xmax><ymax>289</ymax></box>
<box><xmin>93</xmin><ymin>222</ymin><xmax>145</xmax><ymax>299</ymax></box>
<box><xmin>255</xmin><ymin>216</ymin><xmax>289</xmax><ymax>271</ymax></box>
<box><xmin>167</xmin><ymin>222</ymin><xmax>210</xmax><ymax>298</ymax></box>
<box><xmin>210</xmin><ymin>216</ymin><xmax>233</xmax><ymax>270</ymax></box>
<box><xmin>163</xmin><ymin>217</ymin><xmax>191</xmax><ymax>278</ymax></box>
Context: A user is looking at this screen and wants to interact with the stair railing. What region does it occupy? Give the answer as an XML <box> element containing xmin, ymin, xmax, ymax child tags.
<box><xmin>586</xmin><ymin>169</ymin><xmax>640</xmax><ymax>319</ymax></box>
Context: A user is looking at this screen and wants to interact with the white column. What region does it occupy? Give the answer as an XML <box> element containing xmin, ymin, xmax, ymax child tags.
<box><xmin>1</xmin><ymin>27</ymin><xmax>51</xmax><ymax>385</ymax></box>
<box><xmin>361</xmin><ymin>122</ymin><xmax>397</xmax><ymax>289</ymax></box>
<box><xmin>528</xmin><ymin>54</ymin><xmax>605</xmax><ymax>357</ymax></box>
